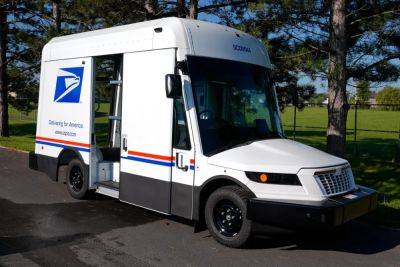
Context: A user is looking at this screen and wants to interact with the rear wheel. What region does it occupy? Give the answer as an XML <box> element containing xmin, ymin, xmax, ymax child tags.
<box><xmin>66</xmin><ymin>158</ymin><xmax>89</xmax><ymax>199</ymax></box>
<box><xmin>205</xmin><ymin>185</ymin><xmax>253</xmax><ymax>248</ymax></box>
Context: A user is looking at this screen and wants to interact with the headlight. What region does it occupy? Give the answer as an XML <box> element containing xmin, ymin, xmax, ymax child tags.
<box><xmin>245</xmin><ymin>172</ymin><xmax>301</xmax><ymax>185</ymax></box>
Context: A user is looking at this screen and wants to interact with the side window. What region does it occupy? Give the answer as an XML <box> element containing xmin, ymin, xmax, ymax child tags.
<box><xmin>173</xmin><ymin>98</ymin><xmax>191</xmax><ymax>150</ymax></box>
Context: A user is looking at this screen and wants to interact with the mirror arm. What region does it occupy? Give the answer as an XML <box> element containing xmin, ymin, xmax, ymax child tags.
<box><xmin>176</xmin><ymin>60</ymin><xmax>188</xmax><ymax>75</ymax></box>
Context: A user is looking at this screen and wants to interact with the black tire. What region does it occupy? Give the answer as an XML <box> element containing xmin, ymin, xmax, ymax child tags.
<box><xmin>66</xmin><ymin>158</ymin><xmax>89</xmax><ymax>199</ymax></box>
<box><xmin>205</xmin><ymin>185</ymin><xmax>253</xmax><ymax>248</ymax></box>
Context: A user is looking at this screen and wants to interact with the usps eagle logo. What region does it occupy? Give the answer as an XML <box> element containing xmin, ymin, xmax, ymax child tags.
<box><xmin>53</xmin><ymin>67</ymin><xmax>84</xmax><ymax>103</ymax></box>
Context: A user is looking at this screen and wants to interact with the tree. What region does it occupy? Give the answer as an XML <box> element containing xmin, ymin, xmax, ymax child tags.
<box><xmin>326</xmin><ymin>0</ymin><xmax>348</xmax><ymax>156</ymax></box>
<box><xmin>246</xmin><ymin>0</ymin><xmax>400</xmax><ymax>157</ymax></box>
<box><xmin>144</xmin><ymin>0</ymin><xmax>159</xmax><ymax>20</ymax></box>
<box><xmin>177</xmin><ymin>0</ymin><xmax>185</xmax><ymax>17</ymax></box>
<box><xmin>376</xmin><ymin>86</ymin><xmax>400</xmax><ymax>111</ymax></box>
<box><xmin>189</xmin><ymin>0</ymin><xmax>198</xmax><ymax>19</ymax></box>
<box><xmin>236</xmin><ymin>2</ymin><xmax>315</xmax><ymax>111</ymax></box>
<box><xmin>66</xmin><ymin>0</ymin><xmax>147</xmax><ymax>29</ymax></box>
<box><xmin>0</xmin><ymin>1</ymin><xmax>64</xmax><ymax>137</ymax></box>
<box><xmin>355</xmin><ymin>80</ymin><xmax>371</xmax><ymax>105</ymax></box>
<box><xmin>6</xmin><ymin>1</ymin><xmax>45</xmax><ymax>115</ymax></box>
<box><xmin>163</xmin><ymin>0</ymin><xmax>247</xmax><ymax>20</ymax></box>
<box><xmin>51</xmin><ymin>0</ymin><xmax>61</xmax><ymax>33</ymax></box>
<box><xmin>309</xmin><ymin>93</ymin><xmax>327</xmax><ymax>104</ymax></box>
<box><xmin>0</xmin><ymin>3</ymin><xmax>8</xmax><ymax>137</ymax></box>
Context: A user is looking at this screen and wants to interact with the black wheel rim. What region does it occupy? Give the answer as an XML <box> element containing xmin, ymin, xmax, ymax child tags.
<box><xmin>69</xmin><ymin>166</ymin><xmax>83</xmax><ymax>192</ymax></box>
<box><xmin>213</xmin><ymin>200</ymin><xmax>243</xmax><ymax>237</ymax></box>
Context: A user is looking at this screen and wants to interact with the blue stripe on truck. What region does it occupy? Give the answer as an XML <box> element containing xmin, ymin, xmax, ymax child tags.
<box><xmin>36</xmin><ymin>140</ymin><xmax>90</xmax><ymax>153</ymax></box>
<box><xmin>121</xmin><ymin>155</ymin><xmax>175</xmax><ymax>167</ymax></box>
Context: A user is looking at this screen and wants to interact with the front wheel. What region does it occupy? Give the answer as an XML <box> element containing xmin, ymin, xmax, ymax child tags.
<box><xmin>66</xmin><ymin>158</ymin><xmax>89</xmax><ymax>199</ymax></box>
<box><xmin>205</xmin><ymin>185</ymin><xmax>253</xmax><ymax>248</ymax></box>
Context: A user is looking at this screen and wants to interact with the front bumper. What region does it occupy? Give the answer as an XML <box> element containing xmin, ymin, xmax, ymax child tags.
<box><xmin>247</xmin><ymin>186</ymin><xmax>377</xmax><ymax>228</ymax></box>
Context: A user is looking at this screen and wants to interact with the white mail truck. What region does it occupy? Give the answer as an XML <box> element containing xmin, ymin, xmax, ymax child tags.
<box><xmin>29</xmin><ymin>17</ymin><xmax>376</xmax><ymax>247</ymax></box>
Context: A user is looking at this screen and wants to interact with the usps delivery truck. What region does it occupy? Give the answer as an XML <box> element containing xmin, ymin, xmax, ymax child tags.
<box><xmin>29</xmin><ymin>17</ymin><xmax>377</xmax><ymax>247</ymax></box>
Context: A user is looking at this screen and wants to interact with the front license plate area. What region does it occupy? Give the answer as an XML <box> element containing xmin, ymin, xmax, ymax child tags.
<box><xmin>342</xmin><ymin>196</ymin><xmax>370</xmax><ymax>223</ymax></box>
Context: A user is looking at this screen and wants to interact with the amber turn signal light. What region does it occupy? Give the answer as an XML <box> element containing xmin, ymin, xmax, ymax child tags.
<box><xmin>246</xmin><ymin>172</ymin><xmax>301</xmax><ymax>185</ymax></box>
<box><xmin>259</xmin><ymin>173</ymin><xmax>268</xmax><ymax>183</ymax></box>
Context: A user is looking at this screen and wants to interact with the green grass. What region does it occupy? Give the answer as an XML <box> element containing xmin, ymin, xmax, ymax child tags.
<box><xmin>0</xmin><ymin>107</ymin><xmax>37</xmax><ymax>152</ymax></box>
<box><xmin>0</xmin><ymin>105</ymin><xmax>111</xmax><ymax>152</ymax></box>
<box><xmin>1</xmin><ymin>105</ymin><xmax>399</xmax><ymax>227</ymax></box>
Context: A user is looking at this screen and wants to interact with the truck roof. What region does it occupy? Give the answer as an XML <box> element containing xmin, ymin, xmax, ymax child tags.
<box><xmin>43</xmin><ymin>17</ymin><xmax>270</xmax><ymax>68</ymax></box>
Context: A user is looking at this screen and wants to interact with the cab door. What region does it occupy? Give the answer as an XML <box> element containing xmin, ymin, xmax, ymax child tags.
<box><xmin>171</xmin><ymin>92</ymin><xmax>196</xmax><ymax>219</ymax></box>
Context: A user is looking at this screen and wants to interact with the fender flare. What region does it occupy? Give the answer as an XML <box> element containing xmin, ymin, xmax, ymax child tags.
<box><xmin>192</xmin><ymin>175</ymin><xmax>254</xmax><ymax>221</ymax></box>
<box><xmin>57</xmin><ymin>147</ymin><xmax>88</xmax><ymax>181</ymax></box>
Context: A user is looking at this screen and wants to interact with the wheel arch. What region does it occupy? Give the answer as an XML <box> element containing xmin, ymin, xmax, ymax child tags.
<box><xmin>57</xmin><ymin>147</ymin><xmax>87</xmax><ymax>182</ymax></box>
<box><xmin>193</xmin><ymin>175</ymin><xmax>255</xmax><ymax>222</ymax></box>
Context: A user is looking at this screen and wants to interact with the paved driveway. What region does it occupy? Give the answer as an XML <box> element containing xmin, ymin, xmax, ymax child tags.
<box><xmin>0</xmin><ymin>148</ymin><xmax>399</xmax><ymax>266</ymax></box>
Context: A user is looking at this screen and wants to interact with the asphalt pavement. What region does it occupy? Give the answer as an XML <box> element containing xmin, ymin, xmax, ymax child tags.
<box><xmin>0</xmin><ymin>147</ymin><xmax>399</xmax><ymax>266</ymax></box>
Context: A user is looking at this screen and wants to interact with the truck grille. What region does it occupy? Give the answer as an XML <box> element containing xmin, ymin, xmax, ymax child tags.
<box><xmin>315</xmin><ymin>166</ymin><xmax>353</xmax><ymax>196</ymax></box>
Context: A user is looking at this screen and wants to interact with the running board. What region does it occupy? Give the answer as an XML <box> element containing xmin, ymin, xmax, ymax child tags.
<box><xmin>96</xmin><ymin>181</ymin><xmax>119</xmax><ymax>199</ymax></box>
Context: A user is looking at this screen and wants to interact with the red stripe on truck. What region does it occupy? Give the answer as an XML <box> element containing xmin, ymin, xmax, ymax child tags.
<box><xmin>36</xmin><ymin>136</ymin><xmax>90</xmax><ymax>148</ymax></box>
<box><xmin>128</xmin><ymin>150</ymin><xmax>174</xmax><ymax>161</ymax></box>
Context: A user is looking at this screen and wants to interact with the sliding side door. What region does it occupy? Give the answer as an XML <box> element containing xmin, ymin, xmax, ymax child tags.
<box><xmin>119</xmin><ymin>49</ymin><xmax>175</xmax><ymax>213</ymax></box>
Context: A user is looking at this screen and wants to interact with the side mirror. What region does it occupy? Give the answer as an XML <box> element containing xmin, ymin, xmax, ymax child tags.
<box><xmin>165</xmin><ymin>74</ymin><xmax>182</xmax><ymax>98</ymax></box>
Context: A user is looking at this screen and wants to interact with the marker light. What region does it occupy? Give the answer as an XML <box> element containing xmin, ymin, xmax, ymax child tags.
<box><xmin>259</xmin><ymin>173</ymin><xmax>268</xmax><ymax>183</ymax></box>
<box><xmin>246</xmin><ymin>172</ymin><xmax>301</xmax><ymax>185</ymax></box>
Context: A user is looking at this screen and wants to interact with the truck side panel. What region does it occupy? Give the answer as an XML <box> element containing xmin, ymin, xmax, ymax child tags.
<box><xmin>35</xmin><ymin>57</ymin><xmax>93</xmax><ymax>179</ymax></box>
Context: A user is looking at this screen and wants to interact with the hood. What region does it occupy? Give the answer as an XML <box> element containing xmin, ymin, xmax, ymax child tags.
<box><xmin>207</xmin><ymin>139</ymin><xmax>348</xmax><ymax>174</ymax></box>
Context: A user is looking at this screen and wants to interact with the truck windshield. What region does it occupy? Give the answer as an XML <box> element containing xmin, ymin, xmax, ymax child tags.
<box><xmin>187</xmin><ymin>56</ymin><xmax>283</xmax><ymax>156</ymax></box>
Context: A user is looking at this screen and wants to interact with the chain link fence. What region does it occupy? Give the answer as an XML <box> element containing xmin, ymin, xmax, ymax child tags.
<box><xmin>283</xmin><ymin>103</ymin><xmax>400</xmax><ymax>151</ymax></box>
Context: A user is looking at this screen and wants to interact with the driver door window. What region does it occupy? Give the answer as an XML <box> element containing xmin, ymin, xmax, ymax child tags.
<box><xmin>173</xmin><ymin>98</ymin><xmax>191</xmax><ymax>150</ymax></box>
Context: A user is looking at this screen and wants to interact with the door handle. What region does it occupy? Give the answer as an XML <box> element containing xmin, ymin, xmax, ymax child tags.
<box><xmin>122</xmin><ymin>136</ymin><xmax>128</xmax><ymax>152</ymax></box>
<box><xmin>176</xmin><ymin>152</ymin><xmax>188</xmax><ymax>171</ymax></box>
